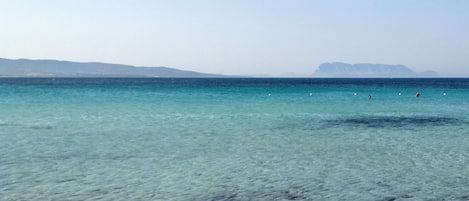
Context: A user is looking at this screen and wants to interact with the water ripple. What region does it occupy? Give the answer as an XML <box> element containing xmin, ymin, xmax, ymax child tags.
<box><xmin>326</xmin><ymin>116</ymin><xmax>464</xmax><ymax>128</ymax></box>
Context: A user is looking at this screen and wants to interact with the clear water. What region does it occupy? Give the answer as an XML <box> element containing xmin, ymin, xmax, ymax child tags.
<box><xmin>0</xmin><ymin>78</ymin><xmax>468</xmax><ymax>200</ymax></box>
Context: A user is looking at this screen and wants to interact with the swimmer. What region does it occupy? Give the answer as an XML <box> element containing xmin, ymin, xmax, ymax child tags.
<box><xmin>368</xmin><ymin>95</ymin><xmax>372</xmax><ymax>100</ymax></box>
<box><xmin>415</xmin><ymin>92</ymin><xmax>421</xmax><ymax>98</ymax></box>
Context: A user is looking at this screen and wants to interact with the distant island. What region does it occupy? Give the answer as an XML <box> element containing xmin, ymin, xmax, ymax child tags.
<box><xmin>313</xmin><ymin>62</ymin><xmax>438</xmax><ymax>77</ymax></box>
<box><xmin>0</xmin><ymin>58</ymin><xmax>223</xmax><ymax>77</ymax></box>
<box><xmin>0</xmin><ymin>58</ymin><xmax>441</xmax><ymax>78</ymax></box>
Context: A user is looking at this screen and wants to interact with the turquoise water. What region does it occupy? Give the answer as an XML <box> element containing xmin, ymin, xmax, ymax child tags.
<box><xmin>0</xmin><ymin>78</ymin><xmax>468</xmax><ymax>200</ymax></box>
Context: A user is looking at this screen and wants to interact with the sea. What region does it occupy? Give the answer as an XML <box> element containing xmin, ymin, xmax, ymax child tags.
<box><xmin>0</xmin><ymin>78</ymin><xmax>468</xmax><ymax>201</ymax></box>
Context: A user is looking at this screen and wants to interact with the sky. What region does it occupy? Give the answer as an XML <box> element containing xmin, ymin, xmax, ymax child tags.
<box><xmin>1</xmin><ymin>0</ymin><xmax>468</xmax><ymax>76</ymax></box>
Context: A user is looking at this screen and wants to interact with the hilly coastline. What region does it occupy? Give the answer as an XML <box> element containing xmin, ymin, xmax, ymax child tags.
<box><xmin>0</xmin><ymin>58</ymin><xmax>223</xmax><ymax>77</ymax></box>
<box><xmin>314</xmin><ymin>62</ymin><xmax>438</xmax><ymax>77</ymax></box>
<box><xmin>1</xmin><ymin>58</ymin><xmax>440</xmax><ymax>78</ymax></box>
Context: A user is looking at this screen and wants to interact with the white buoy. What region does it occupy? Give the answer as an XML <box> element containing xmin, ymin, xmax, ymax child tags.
<box><xmin>268</xmin><ymin>93</ymin><xmax>271</xmax><ymax>96</ymax></box>
<box><xmin>309</xmin><ymin>93</ymin><xmax>313</xmax><ymax>96</ymax></box>
<box><xmin>354</xmin><ymin>93</ymin><xmax>357</xmax><ymax>96</ymax></box>
<box><xmin>398</xmin><ymin>93</ymin><xmax>401</xmax><ymax>96</ymax></box>
<box><xmin>443</xmin><ymin>93</ymin><xmax>446</xmax><ymax>96</ymax></box>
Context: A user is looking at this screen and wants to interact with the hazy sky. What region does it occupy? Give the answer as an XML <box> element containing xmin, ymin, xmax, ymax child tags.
<box><xmin>1</xmin><ymin>0</ymin><xmax>468</xmax><ymax>76</ymax></box>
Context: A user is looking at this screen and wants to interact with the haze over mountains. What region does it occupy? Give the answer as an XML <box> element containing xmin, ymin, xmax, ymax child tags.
<box><xmin>0</xmin><ymin>58</ymin><xmax>440</xmax><ymax>78</ymax></box>
<box><xmin>313</xmin><ymin>62</ymin><xmax>438</xmax><ymax>77</ymax></box>
<box><xmin>0</xmin><ymin>58</ymin><xmax>222</xmax><ymax>77</ymax></box>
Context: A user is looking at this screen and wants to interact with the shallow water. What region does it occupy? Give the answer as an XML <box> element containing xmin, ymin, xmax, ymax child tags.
<box><xmin>0</xmin><ymin>78</ymin><xmax>468</xmax><ymax>200</ymax></box>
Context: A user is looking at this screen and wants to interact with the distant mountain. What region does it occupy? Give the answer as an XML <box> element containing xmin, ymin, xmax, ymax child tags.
<box><xmin>0</xmin><ymin>58</ymin><xmax>223</xmax><ymax>77</ymax></box>
<box><xmin>313</xmin><ymin>62</ymin><xmax>438</xmax><ymax>77</ymax></box>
